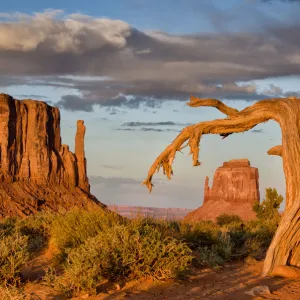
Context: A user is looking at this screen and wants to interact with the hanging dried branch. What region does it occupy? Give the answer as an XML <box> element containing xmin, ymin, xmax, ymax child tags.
<box><xmin>143</xmin><ymin>96</ymin><xmax>275</xmax><ymax>192</ymax></box>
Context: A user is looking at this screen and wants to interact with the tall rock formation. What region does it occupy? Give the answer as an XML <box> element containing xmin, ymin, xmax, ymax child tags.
<box><xmin>185</xmin><ymin>159</ymin><xmax>259</xmax><ymax>222</ymax></box>
<box><xmin>0</xmin><ymin>93</ymin><xmax>105</xmax><ymax>218</ymax></box>
<box><xmin>75</xmin><ymin>120</ymin><xmax>90</xmax><ymax>192</ymax></box>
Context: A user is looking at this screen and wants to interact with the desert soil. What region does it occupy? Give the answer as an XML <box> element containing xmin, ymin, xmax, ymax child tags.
<box><xmin>3</xmin><ymin>253</ymin><xmax>300</xmax><ymax>300</ymax></box>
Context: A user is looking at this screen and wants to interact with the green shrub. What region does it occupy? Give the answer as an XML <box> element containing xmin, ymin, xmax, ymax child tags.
<box><xmin>46</xmin><ymin>218</ymin><xmax>192</xmax><ymax>296</ymax></box>
<box><xmin>0</xmin><ymin>231</ymin><xmax>30</xmax><ymax>287</ymax></box>
<box><xmin>50</xmin><ymin>208</ymin><xmax>121</xmax><ymax>252</ymax></box>
<box><xmin>195</xmin><ymin>230</ymin><xmax>233</xmax><ymax>267</ymax></box>
<box><xmin>245</xmin><ymin>219</ymin><xmax>277</xmax><ymax>247</ymax></box>
<box><xmin>180</xmin><ymin>221</ymin><xmax>219</xmax><ymax>249</ymax></box>
<box><xmin>243</xmin><ymin>237</ymin><xmax>264</xmax><ymax>258</ymax></box>
<box><xmin>15</xmin><ymin>212</ymin><xmax>54</xmax><ymax>253</ymax></box>
<box><xmin>216</xmin><ymin>214</ymin><xmax>243</xmax><ymax>227</ymax></box>
<box><xmin>0</xmin><ymin>199</ymin><xmax>281</xmax><ymax>296</ymax></box>
<box><xmin>0</xmin><ymin>217</ymin><xmax>17</xmax><ymax>236</ymax></box>
<box><xmin>214</xmin><ymin>229</ymin><xmax>233</xmax><ymax>260</ymax></box>
<box><xmin>253</xmin><ymin>188</ymin><xmax>283</xmax><ymax>223</ymax></box>
<box><xmin>196</xmin><ymin>247</ymin><xmax>225</xmax><ymax>267</ymax></box>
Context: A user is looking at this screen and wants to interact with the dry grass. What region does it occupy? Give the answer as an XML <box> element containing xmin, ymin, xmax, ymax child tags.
<box><xmin>0</xmin><ymin>207</ymin><xmax>279</xmax><ymax>297</ymax></box>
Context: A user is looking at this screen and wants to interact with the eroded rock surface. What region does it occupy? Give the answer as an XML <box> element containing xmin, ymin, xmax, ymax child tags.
<box><xmin>185</xmin><ymin>159</ymin><xmax>259</xmax><ymax>222</ymax></box>
<box><xmin>0</xmin><ymin>93</ymin><xmax>105</xmax><ymax>218</ymax></box>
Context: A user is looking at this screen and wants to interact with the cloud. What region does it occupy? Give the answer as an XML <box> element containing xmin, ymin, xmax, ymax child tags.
<box><xmin>116</xmin><ymin>127</ymin><xmax>181</xmax><ymax>133</ymax></box>
<box><xmin>99</xmin><ymin>164</ymin><xmax>123</xmax><ymax>170</ymax></box>
<box><xmin>141</xmin><ymin>128</ymin><xmax>181</xmax><ymax>132</ymax></box>
<box><xmin>0</xmin><ymin>10</ymin><xmax>131</xmax><ymax>53</ymax></box>
<box><xmin>262</xmin><ymin>84</ymin><xmax>283</xmax><ymax>96</ymax></box>
<box><xmin>53</xmin><ymin>82</ymin><xmax>272</xmax><ymax>111</ymax></box>
<box><xmin>121</xmin><ymin>121</ymin><xmax>192</xmax><ymax>127</ymax></box>
<box><xmin>3</xmin><ymin>10</ymin><xmax>300</xmax><ymax>110</ymax></box>
<box><xmin>116</xmin><ymin>128</ymin><xmax>136</xmax><ymax>131</ymax></box>
<box><xmin>56</xmin><ymin>95</ymin><xmax>94</xmax><ymax>112</ymax></box>
<box><xmin>89</xmin><ymin>176</ymin><xmax>140</xmax><ymax>186</ymax></box>
<box><xmin>141</xmin><ymin>128</ymin><xmax>163</xmax><ymax>132</ymax></box>
<box><xmin>89</xmin><ymin>175</ymin><xmax>165</xmax><ymax>186</ymax></box>
<box><xmin>0</xmin><ymin>75</ymin><xmax>32</xmax><ymax>87</ymax></box>
<box><xmin>15</xmin><ymin>94</ymin><xmax>48</xmax><ymax>99</ymax></box>
<box><xmin>55</xmin><ymin>92</ymin><xmax>164</xmax><ymax>111</ymax></box>
<box><xmin>135</xmin><ymin>48</ymin><xmax>151</xmax><ymax>54</ymax></box>
<box><xmin>263</xmin><ymin>84</ymin><xmax>300</xmax><ymax>98</ymax></box>
<box><xmin>250</xmin><ymin>129</ymin><xmax>264</xmax><ymax>133</ymax></box>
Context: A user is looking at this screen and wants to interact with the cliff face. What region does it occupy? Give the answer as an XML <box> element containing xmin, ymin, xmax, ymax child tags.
<box><xmin>0</xmin><ymin>93</ymin><xmax>104</xmax><ymax>218</ymax></box>
<box><xmin>185</xmin><ymin>159</ymin><xmax>260</xmax><ymax>222</ymax></box>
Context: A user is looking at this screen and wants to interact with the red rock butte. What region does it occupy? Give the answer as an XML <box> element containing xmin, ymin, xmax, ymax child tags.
<box><xmin>184</xmin><ymin>159</ymin><xmax>260</xmax><ymax>222</ymax></box>
<box><xmin>0</xmin><ymin>93</ymin><xmax>105</xmax><ymax>218</ymax></box>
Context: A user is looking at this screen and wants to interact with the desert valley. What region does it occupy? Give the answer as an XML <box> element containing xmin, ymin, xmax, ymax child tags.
<box><xmin>0</xmin><ymin>93</ymin><xmax>298</xmax><ymax>300</ymax></box>
<box><xmin>1</xmin><ymin>1</ymin><xmax>300</xmax><ymax>299</ymax></box>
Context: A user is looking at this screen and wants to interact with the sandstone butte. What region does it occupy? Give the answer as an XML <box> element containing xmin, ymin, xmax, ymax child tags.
<box><xmin>0</xmin><ymin>93</ymin><xmax>105</xmax><ymax>218</ymax></box>
<box><xmin>184</xmin><ymin>159</ymin><xmax>260</xmax><ymax>222</ymax></box>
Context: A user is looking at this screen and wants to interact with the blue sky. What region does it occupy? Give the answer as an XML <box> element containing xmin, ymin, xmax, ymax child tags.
<box><xmin>2</xmin><ymin>0</ymin><xmax>243</xmax><ymax>30</ymax></box>
<box><xmin>1</xmin><ymin>0</ymin><xmax>299</xmax><ymax>33</ymax></box>
<box><xmin>1</xmin><ymin>0</ymin><xmax>299</xmax><ymax>209</ymax></box>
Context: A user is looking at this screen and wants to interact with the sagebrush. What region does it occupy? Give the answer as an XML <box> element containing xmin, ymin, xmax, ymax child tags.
<box><xmin>0</xmin><ymin>188</ymin><xmax>282</xmax><ymax>296</ymax></box>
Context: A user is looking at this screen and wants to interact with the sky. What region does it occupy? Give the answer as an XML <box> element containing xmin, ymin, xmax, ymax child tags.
<box><xmin>1</xmin><ymin>0</ymin><xmax>299</xmax><ymax>209</ymax></box>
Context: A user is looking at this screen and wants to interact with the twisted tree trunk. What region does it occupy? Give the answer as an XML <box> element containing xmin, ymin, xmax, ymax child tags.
<box><xmin>143</xmin><ymin>95</ymin><xmax>300</xmax><ymax>276</ymax></box>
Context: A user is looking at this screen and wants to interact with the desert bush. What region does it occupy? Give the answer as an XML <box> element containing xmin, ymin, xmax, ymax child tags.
<box><xmin>245</xmin><ymin>219</ymin><xmax>277</xmax><ymax>246</ymax></box>
<box><xmin>179</xmin><ymin>220</ymin><xmax>219</xmax><ymax>249</ymax></box>
<box><xmin>216</xmin><ymin>214</ymin><xmax>243</xmax><ymax>227</ymax></box>
<box><xmin>0</xmin><ymin>194</ymin><xmax>281</xmax><ymax>296</ymax></box>
<box><xmin>243</xmin><ymin>237</ymin><xmax>264</xmax><ymax>258</ymax></box>
<box><xmin>214</xmin><ymin>229</ymin><xmax>233</xmax><ymax>260</ymax></box>
<box><xmin>46</xmin><ymin>217</ymin><xmax>192</xmax><ymax>296</ymax></box>
<box><xmin>0</xmin><ymin>217</ymin><xmax>17</xmax><ymax>235</ymax></box>
<box><xmin>50</xmin><ymin>208</ymin><xmax>121</xmax><ymax>253</ymax></box>
<box><xmin>0</xmin><ymin>286</ymin><xmax>27</xmax><ymax>300</ymax></box>
<box><xmin>253</xmin><ymin>188</ymin><xmax>283</xmax><ymax>223</ymax></box>
<box><xmin>0</xmin><ymin>231</ymin><xmax>30</xmax><ymax>287</ymax></box>
<box><xmin>15</xmin><ymin>212</ymin><xmax>55</xmax><ymax>253</ymax></box>
<box><xmin>196</xmin><ymin>246</ymin><xmax>225</xmax><ymax>267</ymax></box>
<box><xmin>194</xmin><ymin>229</ymin><xmax>233</xmax><ymax>267</ymax></box>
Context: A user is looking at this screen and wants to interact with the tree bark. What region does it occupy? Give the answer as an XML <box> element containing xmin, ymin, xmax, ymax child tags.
<box><xmin>143</xmin><ymin>95</ymin><xmax>300</xmax><ymax>276</ymax></box>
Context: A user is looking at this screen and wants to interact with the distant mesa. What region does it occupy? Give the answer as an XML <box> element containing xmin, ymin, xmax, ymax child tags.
<box><xmin>184</xmin><ymin>159</ymin><xmax>260</xmax><ymax>222</ymax></box>
<box><xmin>108</xmin><ymin>205</ymin><xmax>192</xmax><ymax>220</ymax></box>
<box><xmin>0</xmin><ymin>93</ymin><xmax>105</xmax><ymax>218</ymax></box>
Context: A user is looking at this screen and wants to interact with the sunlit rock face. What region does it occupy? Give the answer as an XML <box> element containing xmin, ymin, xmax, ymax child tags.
<box><xmin>0</xmin><ymin>93</ymin><xmax>105</xmax><ymax>218</ymax></box>
<box><xmin>184</xmin><ymin>159</ymin><xmax>260</xmax><ymax>222</ymax></box>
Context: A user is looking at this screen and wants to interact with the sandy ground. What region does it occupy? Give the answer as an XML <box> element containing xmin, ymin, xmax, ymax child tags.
<box><xmin>2</xmin><ymin>253</ymin><xmax>300</xmax><ymax>300</ymax></box>
<box><xmin>91</xmin><ymin>261</ymin><xmax>300</xmax><ymax>300</ymax></box>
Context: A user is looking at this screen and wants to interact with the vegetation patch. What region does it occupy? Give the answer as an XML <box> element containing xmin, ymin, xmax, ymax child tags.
<box><xmin>0</xmin><ymin>188</ymin><xmax>282</xmax><ymax>297</ymax></box>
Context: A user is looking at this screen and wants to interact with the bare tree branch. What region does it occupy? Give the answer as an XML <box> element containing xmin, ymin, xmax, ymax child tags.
<box><xmin>187</xmin><ymin>95</ymin><xmax>240</xmax><ymax>117</ymax></box>
<box><xmin>267</xmin><ymin>145</ymin><xmax>283</xmax><ymax>157</ymax></box>
<box><xmin>142</xmin><ymin>97</ymin><xmax>275</xmax><ymax>192</ymax></box>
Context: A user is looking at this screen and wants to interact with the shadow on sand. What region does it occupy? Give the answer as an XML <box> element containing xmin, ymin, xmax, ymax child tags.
<box><xmin>99</xmin><ymin>261</ymin><xmax>294</xmax><ymax>300</ymax></box>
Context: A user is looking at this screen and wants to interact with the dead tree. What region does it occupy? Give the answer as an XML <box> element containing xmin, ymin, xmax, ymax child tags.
<box><xmin>143</xmin><ymin>95</ymin><xmax>300</xmax><ymax>276</ymax></box>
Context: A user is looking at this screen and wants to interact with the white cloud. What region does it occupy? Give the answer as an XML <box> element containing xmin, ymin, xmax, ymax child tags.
<box><xmin>0</xmin><ymin>10</ymin><xmax>131</xmax><ymax>53</ymax></box>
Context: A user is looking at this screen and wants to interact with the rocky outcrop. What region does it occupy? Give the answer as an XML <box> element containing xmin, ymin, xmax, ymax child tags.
<box><xmin>185</xmin><ymin>159</ymin><xmax>259</xmax><ymax>222</ymax></box>
<box><xmin>75</xmin><ymin>120</ymin><xmax>90</xmax><ymax>192</ymax></box>
<box><xmin>0</xmin><ymin>93</ymin><xmax>105</xmax><ymax>218</ymax></box>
